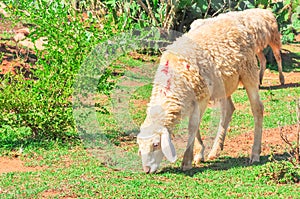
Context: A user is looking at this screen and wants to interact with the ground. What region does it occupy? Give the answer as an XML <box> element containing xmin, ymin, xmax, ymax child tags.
<box><xmin>0</xmin><ymin>27</ymin><xmax>300</xmax><ymax>174</ymax></box>
<box><xmin>1</xmin><ymin>64</ymin><xmax>299</xmax><ymax>174</ymax></box>
<box><xmin>0</xmin><ymin>122</ymin><xmax>298</xmax><ymax>174</ymax></box>
<box><xmin>0</xmin><ymin>156</ymin><xmax>44</xmax><ymax>173</ymax></box>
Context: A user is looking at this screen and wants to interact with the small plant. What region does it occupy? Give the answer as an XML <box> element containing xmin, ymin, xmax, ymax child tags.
<box><xmin>279</xmin><ymin>98</ymin><xmax>300</xmax><ymax>166</ymax></box>
<box><xmin>258</xmin><ymin>98</ymin><xmax>300</xmax><ymax>184</ymax></box>
<box><xmin>259</xmin><ymin>160</ymin><xmax>300</xmax><ymax>184</ymax></box>
<box><xmin>0</xmin><ymin>125</ymin><xmax>32</xmax><ymax>150</ymax></box>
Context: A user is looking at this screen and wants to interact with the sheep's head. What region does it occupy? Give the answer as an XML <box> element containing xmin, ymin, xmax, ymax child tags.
<box><xmin>137</xmin><ymin>106</ymin><xmax>177</xmax><ymax>173</ymax></box>
<box><xmin>137</xmin><ymin>126</ymin><xmax>177</xmax><ymax>173</ymax></box>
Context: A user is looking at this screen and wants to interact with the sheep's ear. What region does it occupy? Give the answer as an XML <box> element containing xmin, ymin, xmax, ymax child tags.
<box><xmin>161</xmin><ymin>128</ymin><xmax>177</xmax><ymax>163</ymax></box>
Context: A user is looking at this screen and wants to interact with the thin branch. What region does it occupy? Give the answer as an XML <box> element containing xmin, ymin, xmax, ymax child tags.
<box><xmin>122</xmin><ymin>0</ymin><xmax>132</xmax><ymax>30</ymax></box>
<box><xmin>279</xmin><ymin>125</ymin><xmax>299</xmax><ymax>166</ymax></box>
<box><xmin>204</xmin><ymin>0</ymin><xmax>211</xmax><ymax>19</ymax></box>
<box><xmin>137</xmin><ymin>0</ymin><xmax>149</xmax><ymax>13</ymax></box>
<box><xmin>145</xmin><ymin>0</ymin><xmax>159</xmax><ymax>26</ymax></box>
<box><xmin>279</xmin><ymin>126</ymin><xmax>294</xmax><ymax>149</ymax></box>
<box><xmin>163</xmin><ymin>3</ymin><xmax>174</xmax><ymax>29</ymax></box>
<box><xmin>162</xmin><ymin>0</ymin><xmax>170</xmax><ymax>28</ymax></box>
<box><xmin>212</xmin><ymin>1</ymin><xmax>227</xmax><ymax>17</ymax></box>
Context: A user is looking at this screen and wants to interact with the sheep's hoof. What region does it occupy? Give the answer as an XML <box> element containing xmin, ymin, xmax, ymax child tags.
<box><xmin>249</xmin><ymin>154</ymin><xmax>260</xmax><ymax>164</ymax></box>
<box><xmin>193</xmin><ymin>154</ymin><xmax>204</xmax><ymax>164</ymax></box>
<box><xmin>207</xmin><ymin>155</ymin><xmax>217</xmax><ymax>161</ymax></box>
<box><xmin>207</xmin><ymin>151</ymin><xmax>219</xmax><ymax>161</ymax></box>
<box><xmin>181</xmin><ymin>163</ymin><xmax>193</xmax><ymax>171</ymax></box>
<box><xmin>280</xmin><ymin>74</ymin><xmax>285</xmax><ymax>85</ymax></box>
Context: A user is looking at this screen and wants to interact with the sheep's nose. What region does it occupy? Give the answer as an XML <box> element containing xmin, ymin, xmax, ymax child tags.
<box><xmin>143</xmin><ymin>166</ymin><xmax>151</xmax><ymax>174</ymax></box>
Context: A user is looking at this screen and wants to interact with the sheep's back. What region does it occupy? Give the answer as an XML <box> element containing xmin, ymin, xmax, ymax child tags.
<box><xmin>147</xmin><ymin>17</ymin><xmax>257</xmax><ymax>128</ymax></box>
<box><xmin>184</xmin><ymin>17</ymin><xmax>255</xmax><ymax>75</ymax></box>
<box><xmin>154</xmin><ymin>17</ymin><xmax>256</xmax><ymax>102</ymax></box>
<box><xmin>224</xmin><ymin>9</ymin><xmax>281</xmax><ymax>51</ymax></box>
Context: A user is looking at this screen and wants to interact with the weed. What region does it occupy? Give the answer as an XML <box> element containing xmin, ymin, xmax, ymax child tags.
<box><xmin>258</xmin><ymin>160</ymin><xmax>300</xmax><ymax>184</ymax></box>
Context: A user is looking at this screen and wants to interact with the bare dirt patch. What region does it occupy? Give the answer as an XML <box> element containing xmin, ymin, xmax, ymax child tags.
<box><xmin>0</xmin><ymin>157</ymin><xmax>44</xmax><ymax>174</ymax></box>
<box><xmin>222</xmin><ymin>124</ymin><xmax>298</xmax><ymax>158</ymax></box>
<box><xmin>261</xmin><ymin>69</ymin><xmax>300</xmax><ymax>87</ymax></box>
<box><xmin>41</xmin><ymin>189</ymin><xmax>77</xmax><ymax>199</ymax></box>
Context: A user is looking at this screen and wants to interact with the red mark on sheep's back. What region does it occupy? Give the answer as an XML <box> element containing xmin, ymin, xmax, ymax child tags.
<box><xmin>186</xmin><ymin>64</ymin><xmax>190</xmax><ymax>70</ymax></box>
<box><xmin>160</xmin><ymin>89</ymin><xmax>166</xmax><ymax>96</ymax></box>
<box><xmin>161</xmin><ymin>60</ymin><xmax>169</xmax><ymax>75</ymax></box>
<box><xmin>166</xmin><ymin>78</ymin><xmax>171</xmax><ymax>91</ymax></box>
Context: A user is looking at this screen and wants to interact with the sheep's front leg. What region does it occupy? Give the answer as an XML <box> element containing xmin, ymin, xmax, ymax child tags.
<box><xmin>182</xmin><ymin>101</ymin><xmax>206</xmax><ymax>171</ymax></box>
<box><xmin>241</xmin><ymin>75</ymin><xmax>264</xmax><ymax>163</ymax></box>
<box><xmin>208</xmin><ymin>97</ymin><xmax>235</xmax><ymax>160</ymax></box>
<box><xmin>193</xmin><ymin>129</ymin><xmax>205</xmax><ymax>164</ymax></box>
<box><xmin>246</xmin><ymin>88</ymin><xmax>263</xmax><ymax>163</ymax></box>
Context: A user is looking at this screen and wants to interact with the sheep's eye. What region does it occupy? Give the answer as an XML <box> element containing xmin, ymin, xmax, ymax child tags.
<box><xmin>153</xmin><ymin>143</ymin><xmax>159</xmax><ymax>148</ymax></box>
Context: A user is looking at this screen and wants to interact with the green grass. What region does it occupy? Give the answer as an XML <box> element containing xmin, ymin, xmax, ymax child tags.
<box><xmin>1</xmin><ymin>1</ymin><xmax>299</xmax><ymax>197</ymax></box>
<box><xmin>228</xmin><ymin>86</ymin><xmax>300</xmax><ymax>137</ymax></box>
<box><xmin>0</xmin><ymin>146</ymin><xmax>299</xmax><ymax>198</ymax></box>
<box><xmin>1</xmin><ymin>52</ymin><xmax>300</xmax><ymax>198</ymax></box>
<box><xmin>1</xmin><ymin>85</ymin><xmax>300</xmax><ymax>198</ymax></box>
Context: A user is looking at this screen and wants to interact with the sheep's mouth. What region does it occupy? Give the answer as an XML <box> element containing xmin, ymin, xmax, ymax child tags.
<box><xmin>143</xmin><ymin>166</ymin><xmax>151</xmax><ymax>174</ymax></box>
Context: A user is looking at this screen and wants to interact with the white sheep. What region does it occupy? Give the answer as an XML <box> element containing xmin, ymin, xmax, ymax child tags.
<box><xmin>190</xmin><ymin>8</ymin><xmax>284</xmax><ymax>85</ymax></box>
<box><xmin>137</xmin><ymin>16</ymin><xmax>264</xmax><ymax>173</ymax></box>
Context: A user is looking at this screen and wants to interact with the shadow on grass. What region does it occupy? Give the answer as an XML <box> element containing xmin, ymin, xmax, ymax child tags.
<box><xmin>159</xmin><ymin>152</ymin><xmax>291</xmax><ymax>177</ymax></box>
<box><xmin>260</xmin><ymin>82</ymin><xmax>300</xmax><ymax>90</ymax></box>
<box><xmin>279</xmin><ymin>48</ymin><xmax>300</xmax><ymax>72</ymax></box>
<box><xmin>266</xmin><ymin>45</ymin><xmax>300</xmax><ymax>73</ymax></box>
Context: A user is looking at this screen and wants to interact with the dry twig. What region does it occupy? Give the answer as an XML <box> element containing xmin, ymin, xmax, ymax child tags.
<box><xmin>279</xmin><ymin>98</ymin><xmax>300</xmax><ymax>165</ymax></box>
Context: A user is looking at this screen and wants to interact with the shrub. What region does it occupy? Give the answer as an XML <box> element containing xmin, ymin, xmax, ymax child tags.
<box><xmin>0</xmin><ymin>0</ymin><xmax>105</xmax><ymax>143</ymax></box>
<box><xmin>71</xmin><ymin>0</ymin><xmax>300</xmax><ymax>41</ymax></box>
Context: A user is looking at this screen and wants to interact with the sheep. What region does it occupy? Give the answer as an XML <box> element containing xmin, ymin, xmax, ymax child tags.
<box><xmin>136</xmin><ymin>16</ymin><xmax>264</xmax><ymax>173</ymax></box>
<box><xmin>190</xmin><ymin>8</ymin><xmax>284</xmax><ymax>85</ymax></box>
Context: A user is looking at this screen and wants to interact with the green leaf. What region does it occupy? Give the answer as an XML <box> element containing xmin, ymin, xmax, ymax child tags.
<box><xmin>244</xmin><ymin>0</ymin><xmax>256</xmax><ymax>9</ymax></box>
<box><xmin>284</xmin><ymin>11</ymin><xmax>289</xmax><ymax>21</ymax></box>
<box><xmin>256</xmin><ymin>0</ymin><xmax>269</xmax><ymax>7</ymax></box>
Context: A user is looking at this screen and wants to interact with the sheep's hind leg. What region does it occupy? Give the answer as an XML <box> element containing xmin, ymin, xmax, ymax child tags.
<box><xmin>270</xmin><ymin>43</ymin><xmax>284</xmax><ymax>85</ymax></box>
<box><xmin>207</xmin><ymin>97</ymin><xmax>235</xmax><ymax>160</ymax></box>
<box><xmin>257</xmin><ymin>51</ymin><xmax>267</xmax><ymax>85</ymax></box>
<box><xmin>182</xmin><ymin>101</ymin><xmax>207</xmax><ymax>171</ymax></box>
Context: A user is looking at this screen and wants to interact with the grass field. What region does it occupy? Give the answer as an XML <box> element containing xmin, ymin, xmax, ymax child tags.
<box><xmin>1</xmin><ymin>51</ymin><xmax>300</xmax><ymax>198</ymax></box>
<box><xmin>0</xmin><ymin>145</ymin><xmax>300</xmax><ymax>198</ymax></box>
<box><xmin>1</xmin><ymin>1</ymin><xmax>300</xmax><ymax>197</ymax></box>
